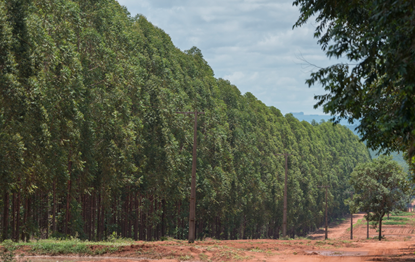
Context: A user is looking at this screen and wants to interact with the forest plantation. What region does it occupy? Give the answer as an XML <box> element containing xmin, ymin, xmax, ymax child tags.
<box><xmin>0</xmin><ymin>0</ymin><xmax>372</xmax><ymax>242</ymax></box>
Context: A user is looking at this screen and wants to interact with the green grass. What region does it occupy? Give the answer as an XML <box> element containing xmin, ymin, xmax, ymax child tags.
<box><xmin>1</xmin><ymin>238</ymin><xmax>132</xmax><ymax>256</ymax></box>
<box><xmin>30</xmin><ymin>241</ymin><xmax>91</xmax><ymax>255</ymax></box>
<box><xmin>382</xmin><ymin>221</ymin><xmax>406</xmax><ymax>225</ymax></box>
<box><xmin>382</xmin><ymin>215</ymin><xmax>413</xmax><ymax>225</ymax></box>
<box><xmin>384</xmin><ymin>216</ymin><xmax>410</xmax><ymax>221</ymax></box>
<box><xmin>354</xmin><ymin>218</ymin><xmax>367</xmax><ymax>227</ymax></box>
<box><xmin>391</xmin><ymin>211</ymin><xmax>414</xmax><ymax>216</ymax></box>
<box><xmin>351</xmin><ymin>215</ymin><xmax>414</xmax><ymax>228</ymax></box>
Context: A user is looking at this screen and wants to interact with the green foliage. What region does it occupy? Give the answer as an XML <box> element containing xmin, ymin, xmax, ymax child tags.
<box><xmin>293</xmin><ymin>0</ymin><xmax>415</xmax><ymax>173</ymax></box>
<box><xmin>0</xmin><ymin>0</ymin><xmax>371</xmax><ymax>241</ymax></box>
<box><xmin>348</xmin><ymin>156</ymin><xmax>413</xmax><ymax>240</ymax></box>
<box><xmin>31</xmin><ymin>241</ymin><xmax>90</xmax><ymax>255</ymax></box>
<box><xmin>0</xmin><ymin>240</ymin><xmax>22</xmax><ymax>262</ymax></box>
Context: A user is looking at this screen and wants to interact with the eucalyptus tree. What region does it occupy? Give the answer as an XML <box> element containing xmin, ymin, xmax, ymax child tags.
<box><xmin>0</xmin><ymin>0</ymin><xmax>373</xmax><ymax>241</ymax></box>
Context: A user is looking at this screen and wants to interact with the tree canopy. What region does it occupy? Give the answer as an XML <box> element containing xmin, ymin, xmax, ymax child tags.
<box><xmin>293</xmin><ymin>0</ymin><xmax>415</xmax><ymax>172</ymax></box>
<box><xmin>0</xmin><ymin>0</ymin><xmax>371</xmax><ymax>241</ymax></box>
<box><xmin>348</xmin><ymin>156</ymin><xmax>412</xmax><ymax>240</ymax></box>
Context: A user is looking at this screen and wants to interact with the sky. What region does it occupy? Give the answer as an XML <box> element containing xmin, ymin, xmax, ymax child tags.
<box><xmin>116</xmin><ymin>0</ymin><xmax>337</xmax><ymax>115</ymax></box>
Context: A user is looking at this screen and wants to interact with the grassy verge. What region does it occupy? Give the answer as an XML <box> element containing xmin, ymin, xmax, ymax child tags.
<box><xmin>350</xmin><ymin>214</ymin><xmax>414</xmax><ymax>228</ymax></box>
<box><xmin>391</xmin><ymin>211</ymin><xmax>414</xmax><ymax>216</ymax></box>
<box><xmin>347</xmin><ymin>213</ymin><xmax>415</xmax><ymax>232</ymax></box>
<box><xmin>1</xmin><ymin>238</ymin><xmax>134</xmax><ymax>256</ymax></box>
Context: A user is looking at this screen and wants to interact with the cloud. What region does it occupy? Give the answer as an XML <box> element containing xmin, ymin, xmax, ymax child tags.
<box><xmin>116</xmin><ymin>0</ymin><xmax>334</xmax><ymax>114</ymax></box>
<box><xmin>223</xmin><ymin>72</ymin><xmax>245</xmax><ymax>83</ymax></box>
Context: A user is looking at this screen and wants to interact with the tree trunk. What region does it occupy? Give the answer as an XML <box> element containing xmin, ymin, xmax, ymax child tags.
<box><xmin>140</xmin><ymin>208</ymin><xmax>145</xmax><ymax>240</ymax></box>
<box><xmin>161</xmin><ymin>199</ymin><xmax>166</xmax><ymax>238</ymax></box>
<box><xmin>97</xmin><ymin>191</ymin><xmax>101</xmax><ymax>240</ymax></box>
<box><xmin>52</xmin><ymin>180</ymin><xmax>57</xmax><ymax>234</ymax></box>
<box><xmin>2</xmin><ymin>192</ymin><xmax>9</xmax><ymax>241</ymax></box>
<box><xmin>134</xmin><ymin>192</ymin><xmax>138</xmax><ymax>240</ymax></box>
<box><xmin>92</xmin><ymin>191</ymin><xmax>96</xmax><ymax>240</ymax></box>
<box><xmin>65</xmin><ymin>179</ymin><xmax>71</xmax><ymax>236</ymax></box>
<box><xmin>128</xmin><ymin>192</ymin><xmax>132</xmax><ymax>238</ymax></box>
<box><xmin>45</xmin><ymin>193</ymin><xmax>49</xmax><ymax>239</ymax></box>
<box><xmin>22</xmin><ymin>197</ymin><xmax>28</xmax><ymax>241</ymax></box>
<box><xmin>378</xmin><ymin>215</ymin><xmax>383</xmax><ymax>241</ymax></box>
<box><xmin>100</xmin><ymin>192</ymin><xmax>105</xmax><ymax>240</ymax></box>
<box><xmin>176</xmin><ymin>201</ymin><xmax>181</xmax><ymax>239</ymax></box>
<box><xmin>26</xmin><ymin>197</ymin><xmax>31</xmax><ymax>241</ymax></box>
<box><xmin>16</xmin><ymin>191</ymin><xmax>21</xmax><ymax>242</ymax></box>
<box><xmin>11</xmin><ymin>193</ymin><xmax>16</xmax><ymax>241</ymax></box>
<box><xmin>147</xmin><ymin>195</ymin><xmax>153</xmax><ymax>241</ymax></box>
<box><xmin>88</xmin><ymin>193</ymin><xmax>92</xmax><ymax>240</ymax></box>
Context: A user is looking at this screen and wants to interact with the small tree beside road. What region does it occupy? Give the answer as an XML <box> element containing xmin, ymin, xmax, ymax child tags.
<box><xmin>348</xmin><ymin>156</ymin><xmax>412</xmax><ymax>240</ymax></box>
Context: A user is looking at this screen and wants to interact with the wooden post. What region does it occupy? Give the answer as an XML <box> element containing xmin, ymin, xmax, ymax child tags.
<box><xmin>275</xmin><ymin>152</ymin><xmax>291</xmax><ymax>238</ymax></box>
<box><xmin>176</xmin><ymin>110</ymin><xmax>204</xmax><ymax>243</ymax></box>
<box><xmin>318</xmin><ymin>185</ymin><xmax>330</xmax><ymax>240</ymax></box>
<box><xmin>325</xmin><ymin>187</ymin><xmax>328</xmax><ymax>240</ymax></box>
<box><xmin>350</xmin><ymin>193</ymin><xmax>353</xmax><ymax>240</ymax></box>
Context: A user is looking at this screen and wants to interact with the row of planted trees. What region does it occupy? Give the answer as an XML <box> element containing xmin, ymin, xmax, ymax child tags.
<box><xmin>0</xmin><ymin>0</ymin><xmax>371</xmax><ymax>242</ymax></box>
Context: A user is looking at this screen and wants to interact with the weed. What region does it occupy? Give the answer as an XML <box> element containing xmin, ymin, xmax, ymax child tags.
<box><xmin>30</xmin><ymin>241</ymin><xmax>90</xmax><ymax>255</ymax></box>
<box><xmin>93</xmin><ymin>246</ymin><xmax>118</xmax><ymax>255</ymax></box>
<box><xmin>179</xmin><ymin>254</ymin><xmax>193</xmax><ymax>261</ymax></box>
<box><xmin>2</xmin><ymin>240</ymin><xmax>17</xmax><ymax>252</ymax></box>
<box><xmin>199</xmin><ymin>253</ymin><xmax>209</xmax><ymax>261</ymax></box>
<box><xmin>0</xmin><ymin>241</ymin><xmax>30</xmax><ymax>262</ymax></box>
<box><xmin>0</xmin><ymin>249</ymin><xmax>15</xmax><ymax>262</ymax></box>
<box><xmin>249</xmin><ymin>247</ymin><xmax>264</xmax><ymax>253</ymax></box>
<box><xmin>296</xmin><ymin>236</ymin><xmax>310</xmax><ymax>240</ymax></box>
<box><xmin>233</xmin><ymin>253</ymin><xmax>253</xmax><ymax>260</ymax></box>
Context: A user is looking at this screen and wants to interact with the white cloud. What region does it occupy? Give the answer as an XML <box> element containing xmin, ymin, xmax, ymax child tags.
<box><xmin>224</xmin><ymin>72</ymin><xmax>245</xmax><ymax>83</ymax></box>
<box><xmin>116</xmin><ymin>0</ymin><xmax>335</xmax><ymax>115</ymax></box>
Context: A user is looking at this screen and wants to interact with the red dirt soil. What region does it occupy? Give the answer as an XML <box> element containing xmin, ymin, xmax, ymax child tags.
<box><xmin>15</xmin><ymin>212</ymin><xmax>415</xmax><ymax>262</ymax></box>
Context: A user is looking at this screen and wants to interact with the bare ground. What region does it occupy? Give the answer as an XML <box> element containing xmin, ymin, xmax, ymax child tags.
<box><xmin>13</xmin><ymin>212</ymin><xmax>415</xmax><ymax>262</ymax></box>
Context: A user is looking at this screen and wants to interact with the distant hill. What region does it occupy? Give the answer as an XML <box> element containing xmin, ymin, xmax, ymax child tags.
<box><xmin>291</xmin><ymin>112</ymin><xmax>409</xmax><ymax>173</ymax></box>
<box><xmin>291</xmin><ymin>112</ymin><xmax>351</xmax><ymax>125</ymax></box>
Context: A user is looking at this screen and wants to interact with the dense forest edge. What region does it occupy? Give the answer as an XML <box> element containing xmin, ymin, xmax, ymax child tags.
<box><xmin>0</xmin><ymin>0</ymin><xmax>371</xmax><ymax>241</ymax></box>
<box><xmin>291</xmin><ymin>113</ymin><xmax>409</xmax><ymax>172</ymax></box>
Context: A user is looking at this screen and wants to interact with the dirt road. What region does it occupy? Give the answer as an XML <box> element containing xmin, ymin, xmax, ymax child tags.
<box><xmin>14</xmin><ymin>212</ymin><xmax>415</xmax><ymax>262</ymax></box>
<box><xmin>308</xmin><ymin>213</ymin><xmax>366</xmax><ymax>240</ymax></box>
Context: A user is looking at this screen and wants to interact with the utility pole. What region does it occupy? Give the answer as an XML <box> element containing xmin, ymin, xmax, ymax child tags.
<box><xmin>318</xmin><ymin>185</ymin><xmax>330</xmax><ymax>240</ymax></box>
<box><xmin>275</xmin><ymin>152</ymin><xmax>292</xmax><ymax>238</ymax></box>
<box><xmin>350</xmin><ymin>192</ymin><xmax>354</xmax><ymax>240</ymax></box>
<box><xmin>367</xmin><ymin>190</ymin><xmax>371</xmax><ymax>239</ymax></box>
<box><xmin>344</xmin><ymin>189</ymin><xmax>354</xmax><ymax>240</ymax></box>
<box><xmin>176</xmin><ymin>110</ymin><xmax>204</xmax><ymax>243</ymax></box>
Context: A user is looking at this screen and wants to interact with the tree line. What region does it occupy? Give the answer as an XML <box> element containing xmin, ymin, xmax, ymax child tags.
<box><xmin>293</xmin><ymin>0</ymin><xmax>415</xmax><ymax>172</ymax></box>
<box><xmin>0</xmin><ymin>0</ymin><xmax>371</xmax><ymax>241</ymax></box>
